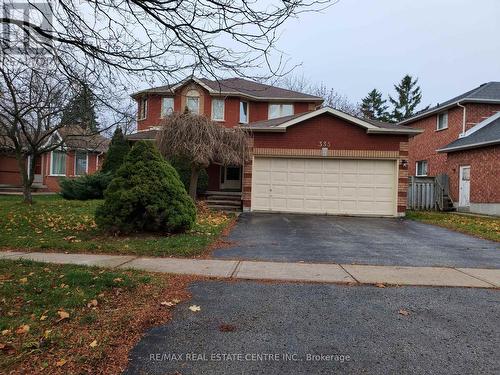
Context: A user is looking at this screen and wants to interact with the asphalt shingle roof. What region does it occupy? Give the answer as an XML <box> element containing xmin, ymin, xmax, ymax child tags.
<box><xmin>401</xmin><ymin>82</ymin><xmax>500</xmax><ymax>125</ymax></box>
<box><xmin>439</xmin><ymin>115</ymin><xmax>500</xmax><ymax>152</ymax></box>
<box><xmin>131</xmin><ymin>77</ymin><xmax>323</xmax><ymax>101</ymax></box>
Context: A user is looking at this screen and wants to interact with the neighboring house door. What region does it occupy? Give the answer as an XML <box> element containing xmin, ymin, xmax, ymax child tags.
<box><xmin>220</xmin><ymin>166</ymin><xmax>241</xmax><ymax>190</ymax></box>
<box><xmin>27</xmin><ymin>155</ymin><xmax>43</xmax><ymax>185</ymax></box>
<box><xmin>459</xmin><ymin>165</ymin><xmax>471</xmax><ymax>208</ymax></box>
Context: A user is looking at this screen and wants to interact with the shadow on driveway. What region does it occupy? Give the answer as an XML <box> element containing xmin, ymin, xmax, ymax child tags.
<box><xmin>212</xmin><ymin>213</ymin><xmax>500</xmax><ymax>268</ymax></box>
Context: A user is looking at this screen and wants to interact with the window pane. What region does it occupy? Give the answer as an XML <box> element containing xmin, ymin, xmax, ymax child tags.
<box><xmin>75</xmin><ymin>152</ymin><xmax>87</xmax><ymax>175</ymax></box>
<box><xmin>282</xmin><ymin>104</ymin><xmax>294</xmax><ymax>116</ymax></box>
<box><xmin>240</xmin><ymin>101</ymin><xmax>248</xmax><ymax>123</ymax></box>
<box><xmin>268</xmin><ymin>104</ymin><xmax>280</xmax><ymax>119</ymax></box>
<box><xmin>187</xmin><ymin>97</ymin><xmax>199</xmax><ymax>114</ymax></box>
<box><xmin>212</xmin><ymin>99</ymin><xmax>224</xmax><ymax>120</ymax></box>
<box><xmin>161</xmin><ymin>97</ymin><xmax>174</xmax><ymax>117</ymax></box>
<box><xmin>226</xmin><ymin>166</ymin><xmax>240</xmax><ymax>181</ymax></box>
<box><xmin>139</xmin><ymin>99</ymin><xmax>147</xmax><ymax>119</ymax></box>
<box><xmin>438</xmin><ymin>113</ymin><xmax>448</xmax><ymax>129</ymax></box>
<box><xmin>52</xmin><ymin>151</ymin><xmax>66</xmax><ymax>175</ymax></box>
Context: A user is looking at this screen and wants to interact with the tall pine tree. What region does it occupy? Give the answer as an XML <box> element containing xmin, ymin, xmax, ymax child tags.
<box><xmin>61</xmin><ymin>83</ymin><xmax>99</xmax><ymax>130</ymax></box>
<box><xmin>388</xmin><ymin>75</ymin><xmax>428</xmax><ymax>122</ymax></box>
<box><xmin>101</xmin><ymin>127</ymin><xmax>130</xmax><ymax>174</ymax></box>
<box><xmin>360</xmin><ymin>89</ymin><xmax>389</xmax><ymax>121</ymax></box>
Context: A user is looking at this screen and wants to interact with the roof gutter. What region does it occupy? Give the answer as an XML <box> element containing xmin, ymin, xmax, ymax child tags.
<box><xmin>437</xmin><ymin>139</ymin><xmax>500</xmax><ymax>153</ymax></box>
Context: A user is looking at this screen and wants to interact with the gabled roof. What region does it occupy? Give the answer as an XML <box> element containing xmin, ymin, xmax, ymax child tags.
<box><xmin>126</xmin><ymin>128</ymin><xmax>158</xmax><ymax>141</ymax></box>
<box><xmin>437</xmin><ymin>112</ymin><xmax>500</xmax><ymax>153</ymax></box>
<box><xmin>56</xmin><ymin>125</ymin><xmax>109</xmax><ymax>153</ymax></box>
<box><xmin>241</xmin><ymin>107</ymin><xmax>423</xmax><ymax>135</ymax></box>
<box><xmin>131</xmin><ymin>77</ymin><xmax>324</xmax><ymax>102</ymax></box>
<box><xmin>400</xmin><ymin>82</ymin><xmax>500</xmax><ymax>125</ymax></box>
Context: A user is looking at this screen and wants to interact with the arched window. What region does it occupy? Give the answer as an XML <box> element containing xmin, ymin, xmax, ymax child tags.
<box><xmin>186</xmin><ymin>90</ymin><xmax>200</xmax><ymax>114</ymax></box>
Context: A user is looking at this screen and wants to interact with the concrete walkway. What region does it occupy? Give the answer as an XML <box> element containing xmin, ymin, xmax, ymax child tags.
<box><xmin>1</xmin><ymin>250</ymin><xmax>499</xmax><ymax>288</ymax></box>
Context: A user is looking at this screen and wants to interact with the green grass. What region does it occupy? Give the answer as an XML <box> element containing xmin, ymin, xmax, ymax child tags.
<box><xmin>406</xmin><ymin>210</ymin><xmax>500</xmax><ymax>242</ymax></box>
<box><xmin>0</xmin><ymin>259</ymin><xmax>153</xmax><ymax>370</ymax></box>
<box><xmin>0</xmin><ymin>195</ymin><xmax>233</xmax><ymax>256</ymax></box>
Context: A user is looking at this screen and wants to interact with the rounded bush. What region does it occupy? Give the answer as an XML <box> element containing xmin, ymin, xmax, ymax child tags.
<box><xmin>95</xmin><ymin>141</ymin><xmax>196</xmax><ymax>234</ymax></box>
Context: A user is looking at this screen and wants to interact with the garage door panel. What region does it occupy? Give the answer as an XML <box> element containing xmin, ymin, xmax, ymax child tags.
<box><xmin>252</xmin><ymin>158</ymin><xmax>396</xmax><ymax>216</ymax></box>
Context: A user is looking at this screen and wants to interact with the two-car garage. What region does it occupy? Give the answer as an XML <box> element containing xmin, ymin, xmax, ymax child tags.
<box><xmin>251</xmin><ymin>157</ymin><xmax>398</xmax><ymax>216</ymax></box>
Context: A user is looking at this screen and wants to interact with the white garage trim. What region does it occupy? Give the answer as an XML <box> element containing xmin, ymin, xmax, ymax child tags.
<box><xmin>251</xmin><ymin>157</ymin><xmax>399</xmax><ymax>217</ymax></box>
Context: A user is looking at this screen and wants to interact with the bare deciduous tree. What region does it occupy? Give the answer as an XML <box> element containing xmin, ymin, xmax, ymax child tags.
<box><xmin>279</xmin><ymin>75</ymin><xmax>361</xmax><ymax>116</ymax></box>
<box><xmin>156</xmin><ymin>112</ymin><xmax>249</xmax><ymax>199</ymax></box>
<box><xmin>0</xmin><ymin>52</ymin><xmax>110</xmax><ymax>203</ymax></box>
<box><xmin>0</xmin><ymin>0</ymin><xmax>333</xmax><ymax>83</ymax></box>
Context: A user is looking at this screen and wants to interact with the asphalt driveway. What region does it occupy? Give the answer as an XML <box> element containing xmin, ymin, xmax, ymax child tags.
<box><xmin>212</xmin><ymin>213</ymin><xmax>500</xmax><ymax>268</ymax></box>
<box><xmin>125</xmin><ymin>281</ymin><xmax>500</xmax><ymax>375</ymax></box>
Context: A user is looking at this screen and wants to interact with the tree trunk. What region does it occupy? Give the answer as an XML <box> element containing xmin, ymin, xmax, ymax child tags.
<box><xmin>189</xmin><ymin>167</ymin><xmax>200</xmax><ymax>201</ymax></box>
<box><xmin>15</xmin><ymin>152</ymin><xmax>34</xmax><ymax>204</ymax></box>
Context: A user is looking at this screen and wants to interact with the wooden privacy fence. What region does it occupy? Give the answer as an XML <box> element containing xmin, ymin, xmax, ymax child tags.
<box><xmin>407</xmin><ymin>175</ymin><xmax>450</xmax><ymax>211</ymax></box>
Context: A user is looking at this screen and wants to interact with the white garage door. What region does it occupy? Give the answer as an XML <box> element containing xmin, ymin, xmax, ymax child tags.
<box><xmin>252</xmin><ymin>157</ymin><xmax>397</xmax><ymax>216</ymax></box>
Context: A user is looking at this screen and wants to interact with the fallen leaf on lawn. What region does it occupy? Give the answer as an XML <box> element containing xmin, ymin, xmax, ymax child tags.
<box><xmin>56</xmin><ymin>310</ymin><xmax>70</xmax><ymax>322</ymax></box>
<box><xmin>28</xmin><ymin>272</ymin><xmax>35</xmax><ymax>276</ymax></box>
<box><xmin>171</xmin><ymin>298</ymin><xmax>181</xmax><ymax>304</ymax></box>
<box><xmin>43</xmin><ymin>330</ymin><xmax>52</xmax><ymax>339</ymax></box>
<box><xmin>55</xmin><ymin>359</ymin><xmax>67</xmax><ymax>367</ymax></box>
<box><xmin>40</xmin><ymin>315</ymin><xmax>47</xmax><ymax>321</ymax></box>
<box><xmin>375</xmin><ymin>283</ymin><xmax>386</xmax><ymax>288</ymax></box>
<box><xmin>113</xmin><ymin>278</ymin><xmax>123</xmax><ymax>283</ymax></box>
<box><xmin>89</xmin><ymin>340</ymin><xmax>98</xmax><ymax>348</ymax></box>
<box><xmin>1</xmin><ymin>329</ymin><xmax>11</xmax><ymax>336</ymax></box>
<box><xmin>160</xmin><ymin>301</ymin><xmax>175</xmax><ymax>307</ymax></box>
<box><xmin>398</xmin><ymin>309</ymin><xmax>410</xmax><ymax>316</ymax></box>
<box><xmin>189</xmin><ymin>305</ymin><xmax>201</xmax><ymax>312</ymax></box>
<box><xmin>19</xmin><ymin>277</ymin><xmax>28</xmax><ymax>284</ymax></box>
<box><xmin>87</xmin><ymin>299</ymin><xmax>98</xmax><ymax>308</ymax></box>
<box><xmin>16</xmin><ymin>324</ymin><xmax>30</xmax><ymax>334</ymax></box>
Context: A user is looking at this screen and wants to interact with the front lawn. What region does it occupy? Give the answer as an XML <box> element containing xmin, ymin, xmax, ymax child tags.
<box><xmin>0</xmin><ymin>195</ymin><xmax>234</xmax><ymax>256</ymax></box>
<box><xmin>406</xmin><ymin>210</ymin><xmax>500</xmax><ymax>242</ymax></box>
<box><xmin>0</xmin><ymin>259</ymin><xmax>192</xmax><ymax>374</ymax></box>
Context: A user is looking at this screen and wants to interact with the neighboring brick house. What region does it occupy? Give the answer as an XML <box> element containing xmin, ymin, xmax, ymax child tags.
<box><xmin>129</xmin><ymin>77</ymin><xmax>421</xmax><ymax>217</ymax></box>
<box><xmin>0</xmin><ymin>125</ymin><xmax>109</xmax><ymax>192</ymax></box>
<box><xmin>399</xmin><ymin>82</ymin><xmax>500</xmax><ymax>215</ymax></box>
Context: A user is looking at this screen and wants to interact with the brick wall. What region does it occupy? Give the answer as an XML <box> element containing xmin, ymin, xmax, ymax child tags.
<box><xmin>136</xmin><ymin>82</ymin><xmax>318</xmax><ymax>131</ymax></box>
<box><xmin>446</xmin><ymin>145</ymin><xmax>500</xmax><ymax>203</ymax></box>
<box><xmin>242</xmin><ymin>114</ymin><xmax>410</xmax><ymax>215</ymax></box>
<box><xmin>0</xmin><ymin>155</ymin><xmax>23</xmax><ymax>185</ymax></box>
<box><xmin>408</xmin><ymin>103</ymin><xmax>500</xmax><ymax>176</ymax></box>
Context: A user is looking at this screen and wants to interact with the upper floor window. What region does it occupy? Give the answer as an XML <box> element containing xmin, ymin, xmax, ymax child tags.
<box><xmin>161</xmin><ymin>97</ymin><xmax>174</xmax><ymax>117</ymax></box>
<box><xmin>436</xmin><ymin>112</ymin><xmax>448</xmax><ymax>130</ymax></box>
<box><xmin>239</xmin><ymin>101</ymin><xmax>249</xmax><ymax>123</ymax></box>
<box><xmin>268</xmin><ymin>103</ymin><xmax>294</xmax><ymax>119</ymax></box>
<box><xmin>212</xmin><ymin>98</ymin><xmax>225</xmax><ymax>121</ymax></box>
<box><xmin>416</xmin><ymin>160</ymin><xmax>428</xmax><ymax>177</ymax></box>
<box><xmin>186</xmin><ymin>90</ymin><xmax>200</xmax><ymax>114</ymax></box>
<box><xmin>138</xmin><ymin>98</ymin><xmax>148</xmax><ymax>120</ymax></box>
<box><xmin>75</xmin><ymin>151</ymin><xmax>88</xmax><ymax>176</ymax></box>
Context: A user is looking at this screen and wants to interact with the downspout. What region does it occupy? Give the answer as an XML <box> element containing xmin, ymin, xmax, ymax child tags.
<box><xmin>457</xmin><ymin>102</ymin><xmax>466</xmax><ymax>137</ymax></box>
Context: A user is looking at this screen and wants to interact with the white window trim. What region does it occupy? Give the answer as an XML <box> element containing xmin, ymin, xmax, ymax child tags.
<box><xmin>138</xmin><ymin>98</ymin><xmax>148</xmax><ymax>120</ymax></box>
<box><xmin>268</xmin><ymin>103</ymin><xmax>294</xmax><ymax>119</ymax></box>
<box><xmin>160</xmin><ymin>97</ymin><xmax>175</xmax><ymax>118</ymax></box>
<box><xmin>211</xmin><ymin>98</ymin><xmax>225</xmax><ymax>121</ymax></box>
<box><xmin>74</xmin><ymin>151</ymin><xmax>89</xmax><ymax>176</ymax></box>
<box><xmin>49</xmin><ymin>150</ymin><xmax>67</xmax><ymax>177</ymax></box>
<box><xmin>436</xmin><ymin>112</ymin><xmax>448</xmax><ymax>131</ymax></box>
<box><xmin>415</xmin><ymin>160</ymin><xmax>428</xmax><ymax>177</ymax></box>
<box><xmin>239</xmin><ymin>101</ymin><xmax>249</xmax><ymax>124</ymax></box>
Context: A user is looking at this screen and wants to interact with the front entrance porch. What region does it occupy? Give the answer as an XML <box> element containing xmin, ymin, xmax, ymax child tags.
<box><xmin>204</xmin><ymin>164</ymin><xmax>242</xmax><ymax>212</ymax></box>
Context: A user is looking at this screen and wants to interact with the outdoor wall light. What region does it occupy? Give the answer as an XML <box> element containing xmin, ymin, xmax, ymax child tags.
<box><xmin>401</xmin><ymin>159</ymin><xmax>408</xmax><ymax>169</ymax></box>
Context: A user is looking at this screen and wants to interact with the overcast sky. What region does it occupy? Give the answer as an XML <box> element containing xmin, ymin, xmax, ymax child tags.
<box><xmin>272</xmin><ymin>0</ymin><xmax>500</xmax><ymax>108</ymax></box>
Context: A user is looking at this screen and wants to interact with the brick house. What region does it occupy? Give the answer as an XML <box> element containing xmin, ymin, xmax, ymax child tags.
<box><xmin>129</xmin><ymin>77</ymin><xmax>421</xmax><ymax>217</ymax></box>
<box><xmin>0</xmin><ymin>125</ymin><xmax>109</xmax><ymax>192</ymax></box>
<box><xmin>399</xmin><ymin>82</ymin><xmax>500</xmax><ymax>215</ymax></box>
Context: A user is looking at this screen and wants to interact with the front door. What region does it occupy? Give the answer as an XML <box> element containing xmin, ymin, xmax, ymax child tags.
<box><xmin>459</xmin><ymin>165</ymin><xmax>470</xmax><ymax>207</ymax></box>
<box><xmin>220</xmin><ymin>166</ymin><xmax>241</xmax><ymax>190</ymax></box>
<box><xmin>27</xmin><ymin>155</ymin><xmax>43</xmax><ymax>184</ymax></box>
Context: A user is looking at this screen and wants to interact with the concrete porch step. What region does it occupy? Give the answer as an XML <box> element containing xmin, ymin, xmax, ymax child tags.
<box><xmin>205</xmin><ymin>199</ymin><xmax>241</xmax><ymax>206</ymax></box>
